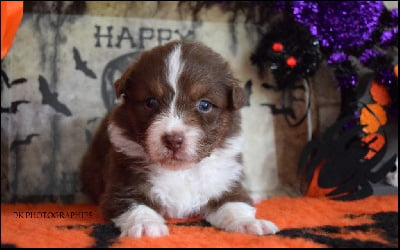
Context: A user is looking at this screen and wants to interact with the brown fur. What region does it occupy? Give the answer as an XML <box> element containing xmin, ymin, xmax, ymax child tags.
<box><xmin>79</xmin><ymin>40</ymin><xmax>251</xmax><ymax>221</ymax></box>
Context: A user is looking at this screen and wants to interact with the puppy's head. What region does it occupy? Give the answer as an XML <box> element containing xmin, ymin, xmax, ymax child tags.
<box><xmin>110</xmin><ymin>40</ymin><xmax>245</xmax><ymax>169</ymax></box>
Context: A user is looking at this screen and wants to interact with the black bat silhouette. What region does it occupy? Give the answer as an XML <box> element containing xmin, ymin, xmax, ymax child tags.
<box><xmin>1</xmin><ymin>70</ymin><xmax>27</xmax><ymax>88</ymax></box>
<box><xmin>73</xmin><ymin>47</ymin><xmax>97</xmax><ymax>79</ymax></box>
<box><xmin>10</xmin><ymin>134</ymin><xmax>40</xmax><ymax>151</ymax></box>
<box><xmin>1</xmin><ymin>100</ymin><xmax>30</xmax><ymax>113</ymax></box>
<box><xmin>38</xmin><ymin>75</ymin><xmax>72</xmax><ymax>116</ymax></box>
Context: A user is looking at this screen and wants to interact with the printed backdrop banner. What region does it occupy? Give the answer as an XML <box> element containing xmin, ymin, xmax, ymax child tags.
<box><xmin>1</xmin><ymin>13</ymin><xmax>298</xmax><ymax>202</ymax></box>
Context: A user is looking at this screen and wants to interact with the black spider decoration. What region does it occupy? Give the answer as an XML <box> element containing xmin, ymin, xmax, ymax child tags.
<box><xmin>251</xmin><ymin>17</ymin><xmax>322</xmax><ymax>90</ymax></box>
<box><xmin>251</xmin><ymin>17</ymin><xmax>322</xmax><ymax>127</ymax></box>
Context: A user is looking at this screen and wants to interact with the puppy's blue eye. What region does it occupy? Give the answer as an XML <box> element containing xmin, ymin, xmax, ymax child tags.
<box><xmin>145</xmin><ymin>98</ymin><xmax>158</xmax><ymax>109</ymax></box>
<box><xmin>197</xmin><ymin>100</ymin><xmax>213</xmax><ymax>113</ymax></box>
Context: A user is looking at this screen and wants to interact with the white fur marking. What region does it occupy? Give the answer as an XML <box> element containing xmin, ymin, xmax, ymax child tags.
<box><xmin>107</xmin><ymin>122</ymin><xmax>146</xmax><ymax>158</ymax></box>
<box><xmin>205</xmin><ymin>202</ymin><xmax>279</xmax><ymax>235</ymax></box>
<box><xmin>148</xmin><ymin>134</ymin><xmax>245</xmax><ymax>218</ymax></box>
<box><xmin>166</xmin><ymin>44</ymin><xmax>183</xmax><ymax>94</ymax></box>
<box><xmin>112</xmin><ymin>205</ymin><xmax>169</xmax><ymax>238</ymax></box>
<box><xmin>166</xmin><ymin>44</ymin><xmax>184</xmax><ymax>116</ymax></box>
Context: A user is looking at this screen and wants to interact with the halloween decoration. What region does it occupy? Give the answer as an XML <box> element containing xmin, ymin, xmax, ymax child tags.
<box><xmin>1</xmin><ymin>1</ymin><xmax>24</xmax><ymax>59</ymax></box>
<box><xmin>298</xmin><ymin>74</ymin><xmax>398</xmax><ymax>200</ymax></box>
<box><xmin>246</xmin><ymin>1</ymin><xmax>398</xmax><ymax>198</ymax></box>
<box><xmin>251</xmin><ymin>17</ymin><xmax>322</xmax><ymax>129</ymax></box>
<box><xmin>289</xmin><ymin>1</ymin><xmax>397</xmax><ymax>118</ymax></box>
<box><xmin>251</xmin><ymin>17</ymin><xmax>322</xmax><ymax>90</ymax></box>
<box><xmin>38</xmin><ymin>75</ymin><xmax>72</xmax><ymax>117</ymax></box>
<box><xmin>183</xmin><ymin>1</ymin><xmax>398</xmax><ymax>199</ymax></box>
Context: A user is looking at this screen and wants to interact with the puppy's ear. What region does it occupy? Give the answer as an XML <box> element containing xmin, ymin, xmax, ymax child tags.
<box><xmin>231</xmin><ymin>84</ymin><xmax>246</xmax><ymax>110</ymax></box>
<box><xmin>114</xmin><ymin>78</ymin><xmax>126</xmax><ymax>98</ymax></box>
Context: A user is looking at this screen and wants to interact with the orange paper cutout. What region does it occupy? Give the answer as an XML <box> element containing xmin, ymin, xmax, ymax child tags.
<box><xmin>360</xmin><ymin>104</ymin><xmax>387</xmax><ymax>134</ymax></box>
<box><xmin>361</xmin><ymin>133</ymin><xmax>385</xmax><ymax>160</ymax></box>
<box><xmin>369</xmin><ymin>81</ymin><xmax>391</xmax><ymax>106</ymax></box>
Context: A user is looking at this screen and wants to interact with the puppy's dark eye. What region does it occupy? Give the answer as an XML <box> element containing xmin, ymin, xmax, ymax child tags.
<box><xmin>196</xmin><ymin>100</ymin><xmax>213</xmax><ymax>113</ymax></box>
<box><xmin>145</xmin><ymin>97</ymin><xmax>158</xmax><ymax>109</ymax></box>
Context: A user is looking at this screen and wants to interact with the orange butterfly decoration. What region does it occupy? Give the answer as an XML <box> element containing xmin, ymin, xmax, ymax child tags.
<box><xmin>304</xmin><ymin>70</ymin><xmax>396</xmax><ymax>199</ymax></box>
<box><xmin>359</xmin><ymin>80</ymin><xmax>392</xmax><ymax>159</ymax></box>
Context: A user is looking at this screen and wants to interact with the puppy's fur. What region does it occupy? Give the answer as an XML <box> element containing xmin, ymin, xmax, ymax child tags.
<box><xmin>79</xmin><ymin>40</ymin><xmax>278</xmax><ymax>237</ymax></box>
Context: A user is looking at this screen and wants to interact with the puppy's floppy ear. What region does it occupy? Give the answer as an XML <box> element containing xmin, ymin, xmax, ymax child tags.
<box><xmin>231</xmin><ymin>84</ymin><xmax>246</xmax><ymax>110</ymax></box>
<box><xmin>114</xmin><ymin>78</ymin><xmax>126</xmax><ymax>98</ymax></box>
<box><xmin>114</xmin><ymin>63</ymin><xmax>136</xmax><ymax>98</ymax></box>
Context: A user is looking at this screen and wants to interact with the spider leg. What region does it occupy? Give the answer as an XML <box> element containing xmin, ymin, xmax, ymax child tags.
<box><xmin>331</xmin><ymin>178</ymin><xmax>373</xmax><ymax>201</ymax></box>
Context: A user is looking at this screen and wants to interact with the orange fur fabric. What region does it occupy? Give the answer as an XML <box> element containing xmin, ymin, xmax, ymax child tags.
<box><xmin>1</xmin><ymin>195</ymin><xmax>398</xmax><ymax>248</ymax></box>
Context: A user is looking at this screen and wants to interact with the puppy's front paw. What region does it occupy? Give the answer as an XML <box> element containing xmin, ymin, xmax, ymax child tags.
<box><xmin>206</xmin><ymin>202</ymin><xmax>279</xmax><ymax>235</ymax></box>
<box><xmin>121</xmin><ymin>222</ymin><xmax>169</xmax><ymax>238</ymax></box>
<box><xmin>227</xmin><ymin>219</ymin><xmax>279</xmax><ymax>235</ymax></box>
<box><xmin>112</xmin><ymin>205</ymin><xmax>169</xmax><ymax>238</ymax></box>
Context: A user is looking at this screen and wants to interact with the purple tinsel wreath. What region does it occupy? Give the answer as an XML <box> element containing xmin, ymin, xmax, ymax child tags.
<box><xmin>288</xmin><ymin>1</ymin><xmax>397</xmax><ymax>88</ymax></box>
<box><xmin>291</xmin><ymin>1</ymin><xmax>385</xmax><ymax>51</ymax></box>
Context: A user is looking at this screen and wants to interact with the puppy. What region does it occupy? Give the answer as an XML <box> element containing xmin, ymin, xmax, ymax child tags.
<box><xmin>79</xmin><ymin>40</ymin><xmax>278</xmax><ymax>238</ymax></box>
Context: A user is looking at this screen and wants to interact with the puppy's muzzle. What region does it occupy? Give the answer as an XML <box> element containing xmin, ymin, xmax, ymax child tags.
<box><xmin>162</xmin><ymin>132</ymin><xmax>185</xmax><ymax>153</ymax></box>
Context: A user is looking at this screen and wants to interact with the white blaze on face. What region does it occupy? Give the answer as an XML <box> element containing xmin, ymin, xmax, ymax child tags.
<box><xmin>145</xmin><ymin>44</ymin><xmax>203</xmax><ymax>168</ymax></box>
<box><xmin>166</xmin><ymin>44</ymin><xmax>184</xmax><ymax>116</ymax></box>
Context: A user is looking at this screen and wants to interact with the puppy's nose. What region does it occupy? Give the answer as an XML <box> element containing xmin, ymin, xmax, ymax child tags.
<box><xmin>162</xmin><ymin>133</ymin><xmax>184</xmax><ymax>152</ymax></box>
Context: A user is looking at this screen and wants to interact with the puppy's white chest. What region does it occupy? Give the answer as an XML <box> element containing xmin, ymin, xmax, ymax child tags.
<box><xmin>148</xmin><ymin>154</ymin><xmax>242</xmax><ymax>218</ymax></box>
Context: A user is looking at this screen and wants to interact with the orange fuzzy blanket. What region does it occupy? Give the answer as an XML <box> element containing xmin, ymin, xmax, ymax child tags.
<box><xmin>1</xmin><ymin>195</ymin><xmax>398</xmax><ymax>248</ymax></box>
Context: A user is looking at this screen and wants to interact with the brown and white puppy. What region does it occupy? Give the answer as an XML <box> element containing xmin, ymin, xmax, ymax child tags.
<box><xmin>79</xmin><ymin>40</ymin><xmax>278</xmax><ymax>238</ymax></box>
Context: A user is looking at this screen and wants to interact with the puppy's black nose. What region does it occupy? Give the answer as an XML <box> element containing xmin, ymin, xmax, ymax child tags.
<box><xmin>162</xmin><ymin>133</ymin><xmax>184</xmax><ymax>152</ymax></box>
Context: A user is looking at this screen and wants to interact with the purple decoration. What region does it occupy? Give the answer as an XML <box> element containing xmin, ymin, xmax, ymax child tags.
<box><xmin>378</xmin><ymin>68</ymin><xmax>396</xmax><ymax>86</ymax></box>
<box><xmin>291</xmin><ymin>1</ymin><xmax>385</xmax><ymax>51</ymax></box>
<box><xmin>337</xmin><ymin>74</ymin><xmax>357</xmax><ymax>89</ymax></box>
<box><xmin>391</xmin><ymin>9</ymin><xmax>398</xmax><ymax>23</ymax></box>
<box><xmin>327</xmin><ymin>52</ymin><xmax>348</xmax><ymax>65</ymax></box>
<box><xmin>273</xmin><ymin>1</ymin><xmax>287</xmax><ymax>12</ymax></box>
<box><xmin>359</xmin><ymin>49</ymin><xmax>382</xmax><ymax>64</ymax></box>
<box><xmin>353</xmin><ymin>110</ymin><xmax>360</xmax><ymax>119</ymax></box>
<box><xmin>380</xmin><ymin>27</ymin><xmax>398</xmax><ymax>46</ymax></box>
